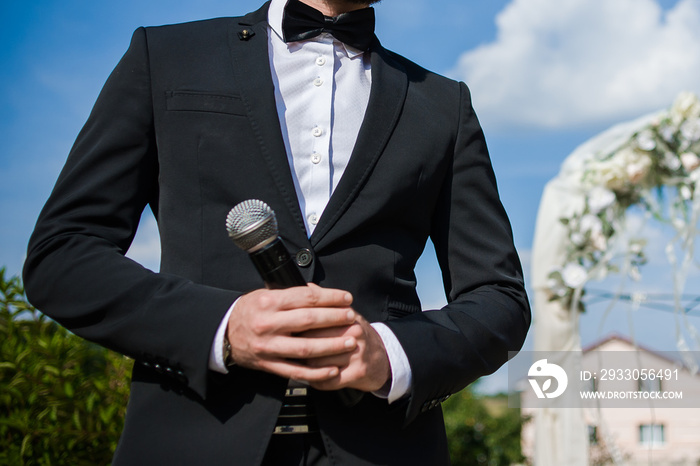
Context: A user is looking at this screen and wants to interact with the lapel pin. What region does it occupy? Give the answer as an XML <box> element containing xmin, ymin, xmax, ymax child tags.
<box><xmin>238</xmin><ymin>29</ymin><xmax>255</xmax><ymax>41</ymax></box>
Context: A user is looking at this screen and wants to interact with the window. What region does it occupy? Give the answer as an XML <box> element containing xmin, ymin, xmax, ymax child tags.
<box><xmin>587</xmin><ymin>425</ymin><xmax>598</xmax><ymax>445</ymax></box>
<box><xmin>638</xmin><ymin>377</ymin><xmax>661</xmax><ymax>392</ymax></box>
<box><xmin>587</xmin><ymin>377</ymin><xmax>597</xmax><ymax>392</ymax></box>
<box><xmin>639</xmin><ymin>424</ymin><xmax>665</xmax><ymax>447</ymax></box>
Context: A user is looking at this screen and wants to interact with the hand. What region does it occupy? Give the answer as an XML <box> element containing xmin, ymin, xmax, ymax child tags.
<box><xmin>299</xmin><ymin>314</ymin><xmax>391</xmax><ymax>393</ymax></box>
<box><xmin>226</xmin><ymin>284</ymin><xmax>359</xmax><ymax>384</ymax></box>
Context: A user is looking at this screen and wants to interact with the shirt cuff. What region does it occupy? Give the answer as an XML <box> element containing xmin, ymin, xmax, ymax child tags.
<box><xmin>370</xmin><ymin>322</ymin><xmax>412</xmax><ymax>403</ymax></box>
<box><xmin>208</xmin><ymin>299</ymin><xmax>238</xmax><ymax>374</ymax></box>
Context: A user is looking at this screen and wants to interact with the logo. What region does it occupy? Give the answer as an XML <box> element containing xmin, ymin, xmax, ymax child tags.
<box><xmin>528</xmin><ymin>359</ymin><xmax>568</xmax><ymax>399</ymax></box>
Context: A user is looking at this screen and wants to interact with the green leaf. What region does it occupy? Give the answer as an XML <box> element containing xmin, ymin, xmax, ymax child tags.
<box><xmin>20</xmin><ymin>434</ymin><xmax>31</xmax><ymax>457</ymax></box>
<box><xmin>64</xmin><ymin>381</ymin><xmax>74</xmax><ymax>398</ymax></box>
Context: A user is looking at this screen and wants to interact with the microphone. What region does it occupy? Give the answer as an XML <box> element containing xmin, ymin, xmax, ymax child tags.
<box><xmin>226</xmin><ymin>199</ymin><xmax>306</xmax><ymax>289</ymax></box>
<box><xmin>225</xmin><ymin>199</ymin><xmax>364</xmax><ymax>408</ymax></box>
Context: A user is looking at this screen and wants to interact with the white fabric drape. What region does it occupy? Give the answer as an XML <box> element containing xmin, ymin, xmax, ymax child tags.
<box><xmin>530</xmin><ymin>112</ymin><xmax>660</xmax><ymax>465</ymax></box>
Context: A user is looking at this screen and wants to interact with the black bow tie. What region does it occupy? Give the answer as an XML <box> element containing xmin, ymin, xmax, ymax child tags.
<box><xmin>282</xmin><ymin>0</ymin><xmax>376</xmax><ymax>51</ymax></box>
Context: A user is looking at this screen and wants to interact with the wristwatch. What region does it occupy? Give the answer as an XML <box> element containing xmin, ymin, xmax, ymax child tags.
<box><xmin>223</xmin><ymin>335</ymin><xmax>235</xmax><ymax>367</ymax></box>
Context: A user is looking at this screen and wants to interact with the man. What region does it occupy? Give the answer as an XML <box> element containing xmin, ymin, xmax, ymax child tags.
<box><xmin>23</xmin><ymin>0</ymin><xmax>530</xmax><ymax>464</ymax></box>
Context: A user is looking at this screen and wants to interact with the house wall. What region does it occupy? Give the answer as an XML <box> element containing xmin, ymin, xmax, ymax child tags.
<box><xmin>520</xmin><ymin>337</ymin><xmax>700</xmax><ymax>465</ymax></box>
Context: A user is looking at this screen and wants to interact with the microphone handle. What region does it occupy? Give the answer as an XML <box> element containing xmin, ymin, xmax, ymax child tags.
<box><xmin>248</xmin><ymin>237</ymin><xmax>364</xmax><ymax>408</ymax></box>
<box><xmin>249</xmin><ymin>238</ymin><xmax>306</xmax><ymax>289</ymax></box>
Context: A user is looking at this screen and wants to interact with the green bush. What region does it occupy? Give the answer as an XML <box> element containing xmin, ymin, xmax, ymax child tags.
<box><xmin>0</xmin><ymin>268</ymin><xmax>132</xmax><ymax>465</ymax></box>
<box><xmin>443</xmin><ymin>387</ymin><xmax>529</xmax><ymax>466</ymax></box>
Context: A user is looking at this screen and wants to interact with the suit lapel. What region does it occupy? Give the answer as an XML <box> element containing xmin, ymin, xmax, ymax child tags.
<box><xmin>228</xmin><ymin>2</ymin><xmax>308</xmax><ymax>238</ymax></box>
<box><xmin>310</xmin><ymin>43</ymin><xmax>409</xmax><ymax>248</ymax></box>
<box><xmin>228</xmin><ymin>8</ymin><xmax>409</xmax><ymax>249</ymax></box>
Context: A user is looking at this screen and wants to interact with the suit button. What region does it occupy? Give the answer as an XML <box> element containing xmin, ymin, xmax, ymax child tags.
<box><xmin>296</xmin><ymin>249</ymin><xmax>313</xmax><ymax>267</ymax></box>
<box><xmin>238</xmin><ymin>29</ymin><xmax>255</xmax><ymax>40</ymax></box>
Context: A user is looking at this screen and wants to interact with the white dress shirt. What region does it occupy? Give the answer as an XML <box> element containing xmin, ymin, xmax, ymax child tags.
<box><xmin>209</xmin><ymin>0</ymin><xmax>412</xmax><ymax>403</ymax></box>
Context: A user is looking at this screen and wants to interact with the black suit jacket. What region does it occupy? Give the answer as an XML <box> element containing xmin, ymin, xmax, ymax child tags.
<box><xmin>24</xmin><ymin>3</ymin><xmax>530</xmax><ymax>465</ymax></box>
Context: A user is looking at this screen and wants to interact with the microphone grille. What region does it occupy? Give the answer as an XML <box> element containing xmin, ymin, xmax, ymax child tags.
<box><xmin>226</xmin><ymin>199</ymin><xmax>279</xmax><ymax>252</ymax></box>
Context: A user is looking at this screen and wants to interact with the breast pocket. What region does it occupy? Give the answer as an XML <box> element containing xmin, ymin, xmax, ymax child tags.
<box><xmin>165</xmin><ymin>90</ymin><xmax>246</xmax><ymax>116</ymax></box>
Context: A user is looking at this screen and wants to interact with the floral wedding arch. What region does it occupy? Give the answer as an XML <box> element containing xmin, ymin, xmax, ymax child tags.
<box><xmin>529</xmin><ymin>92</ymin><xmax>700</xmax><ymax>466</ymax></box>
<box><xmin>546</xmin><ymin>92</ymin><xmax>700</xmax><ymax>319</ymax></box>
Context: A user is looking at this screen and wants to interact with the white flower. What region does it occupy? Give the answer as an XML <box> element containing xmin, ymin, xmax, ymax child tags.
<box><xmin>670</xmin><ymin>92</ymin><xmax>700</xmax><ymax>124</ymax></box>
<box><xmin>636</xmin><ymin>130</ymin><xmax>657</xmax><ymax>151</ymax></box>
<box><xmin>561</xmin><ymin>263</ymin><xmax>588</xmax><ymax>288</ymax></box>
<box><xmin>691</xmin><ymin>170</ymin><xmax>700</xmax><ymax>183</ymax></box>
<box><xmin>629</xmin><ymin>240</ymin><xmax>645</xmax><ymax>255</ymax></box>
<box><xmin>587</xmin><ymin>187</ymin><xmax>616</xmax><ymax>213</ymax></box>
<box><xmin>620</xmin><ymin>148</ymin><xmax>652</xmax><ymax>184</ymax></box>
<box><xmin>660</xmin><ymin>124</ymin><xmax>676</xmax><ymax>143</ymax></box>
<box><xmin>680</xmin><ymin>185</ymin><xmax>692</xmax><ymax>200</ymax></box>
<box><xmin>580</xmin><ymin>214</ymin><xmax>603</xmax><ymax>234</ymax></box>
<box><xmin>570</xmin><ymin>232</ymin><xmax>586</xmax><ymax>246</ymax></box>
<box><xmin>546</xmin><ymin>274</ymin><xmax>567</xmax><ymax>297</ymax></box>
<box><xmin>590</xmin><ymin>231</ymin><xmax>607</xmax><ymax>251</ymax></box>
<box><xmin>626</xmin><ymin>160</ymin><xmax>650</xmax><ymax>184</ymax></box>
<box><xmin>631</xmin><ymin>292</ymin><xmax>647</xmax><ymax>304</ymax></box>
<box><xmin>680</xmin><ymin>119</ymin><xmax>700</xmax><ymax>142</ymax></box>
<box><xmin>680</xmin><ymin>152</ymin><xmax>700</xmax><ymax>172</ymax></box>
<box><xmin>589</xmin><ymin>159</ymin><xmax>627</xmax><ymax>190</ymax></box>
<box><xmin>629</xmin><ymin>267</ymin><xmax>642</xmax><ymax>282</ymax></box>
<box><xmin>589</xmin><ymin>148</ymin><xmax>652</xmax><ymax>189</ymax></box>
<box><xmin>663</xmin><ymin>152</ymin><xmax>682</xmax><ymax>171</ymax></box>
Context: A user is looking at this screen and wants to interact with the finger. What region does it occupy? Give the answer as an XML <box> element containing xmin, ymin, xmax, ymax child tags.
<box><xmin>308</xmin><ymin>378</ymin><xmax>342</xmax><ymax>391</ymax></box>
<box><xmin>272</xmin><ymin>284</ymin><xmax>353</xmax><ymax>311</ymax></box>
<box><xmin>308</xmin><ymin>366</ymin><xmax>367</xmax><ymax>392</ymax></box>
<box><xmin>297</xmin><ymin>323</ymin><xmax>362</xmax><ymax>339</ymax></box>
<box><xmin>261</xmin><ymin>335</ymin><xmax>357</xmax><ymax>359</ymax></box>
<box><xmin>257</xmin><ymin>359</ymin><xmax>341</xmax><ymax>383</ymax></box>
<box><xmin>271</xmin><ymin>308</ymin><xmax>357</xmax><ymax>334</ymax></box>
<box><xmin>304</xmin><ymin>352</ymin><xmax>353</xmax><ymax>368</ymax></box>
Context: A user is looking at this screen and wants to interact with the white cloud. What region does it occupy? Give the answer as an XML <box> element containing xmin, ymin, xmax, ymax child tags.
<box><xmin>451</xmin><ymin>0</ymin><xmax>700</xmax><ymax>129</ymax></box>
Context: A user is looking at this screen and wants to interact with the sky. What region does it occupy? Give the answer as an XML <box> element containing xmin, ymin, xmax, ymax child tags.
<box><xmin>1</xmin><ymin>0</ymin><xmax>699</xmax><ymax>393</ymax></box>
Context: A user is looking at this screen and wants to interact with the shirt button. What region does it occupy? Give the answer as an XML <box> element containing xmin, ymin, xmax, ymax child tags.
<box><xmin>308</xmin><ymin>213</ymin><xmax>319</xmax><ymax>225</ymax></box>
<box><xmin>312</xmin><ymin>127</ymin><xmax>323</xmax><ymax>137</ymax></box>
<box><xmin>313</xmin><ymin>77</ymin><xmax>324</xmax><ymax>87</ymax></box>
<box><xmin>311</xmin><ymin>152</ymin><xmax>322</xmax><ymax>164</ymax></box>
<box><xmin>315</xmin><ymin>56</ymin><xmax>326</xmax><ymax>66</ymax></box>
